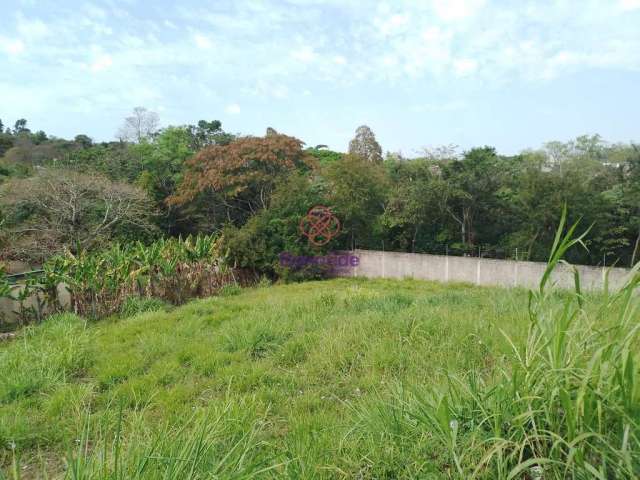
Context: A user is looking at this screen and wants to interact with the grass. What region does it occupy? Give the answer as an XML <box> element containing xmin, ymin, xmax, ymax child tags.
<box><xmin>0</xmin><ymin>272</ymin><xmax>637</xmax><ymax>478</ymax></box>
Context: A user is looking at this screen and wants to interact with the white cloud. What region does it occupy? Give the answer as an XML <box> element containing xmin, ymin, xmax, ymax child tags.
<box><xmin>225</xmin><ymin>103</ymin><xmax>241</xmax><ymax>114</ymax></box>
<box><xmin>193</xmin><ymin>33</ymin><xmax>213</xmax><ymax>49</ymax></box>
<box><xmin>377</xmin><ymin>13</ymin><xmax>410</xmax><ymax>35</ymax></box>
<box><xmin>2</xmin><ymin>38</ymin><xmax>25</xmax><ymax>56</ymax></box>
<box><xmin>89</xmin><ymin>54</ymin><xmax>113</xmax><ymax>72</ymax></box>
<box><xmin>432</xmin><ymin>0</ymin><xmax>485</xmax><ymax>21</ymax></box>
<box><xmin>333</xmin><ymin>55</ymin><xmax>347</xmax><ymax>65</ymax></box>
<box><xmin>619</xmin><ymin>0</ymin><xmax>640</xmax><ymax>11</ymax></box>
<box><xmin>453</xmin><ymin>58</ymin><xmax>478</xmax><ymax>76</ymax></box>
<box><xmin>16</xmin><ymin>15</ymin><xmax>49</xmax><ymax>39</ymax></box>
<box><xmin>1</xmin><ymin>0</ymin><xmax>640</xmax><ymax>141</ymax></box>
<box><xmin>291</xmin><ymin>46</ymin><xmax>315</xmax><ymax>63</ymax></box>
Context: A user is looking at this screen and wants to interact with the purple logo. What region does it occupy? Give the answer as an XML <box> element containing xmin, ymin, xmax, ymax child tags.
<box><xmin>279</xmin><ymin>252</ymin><xmax>359</xmax><ymax>269</ymax></box>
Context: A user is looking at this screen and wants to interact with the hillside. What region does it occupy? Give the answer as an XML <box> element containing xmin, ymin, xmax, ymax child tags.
<box><xmin>1</xmin><ymin>277</ymin><xmax>638</xmax><ymax>479</ymax></box>
<box><xmin>0</xmin><ymin>278</ymin><xmax>527</xmax><ymax>478</ymax></box>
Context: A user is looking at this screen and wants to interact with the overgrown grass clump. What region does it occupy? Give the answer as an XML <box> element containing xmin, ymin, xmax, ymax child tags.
<box><xmin>0</xmin><ymin>235</ymin><xmax>638</xmax><ymax>478</ymax></box>
<box><xmin>353</xmin><ymin>218</ymin><xmax>640</xmax><ymax>478</ymax></box>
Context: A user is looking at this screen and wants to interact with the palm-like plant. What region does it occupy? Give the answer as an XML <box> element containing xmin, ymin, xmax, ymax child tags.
<box><xmin>31</xmin><ymin>234</ymin><xmax>242</xmax><ymax>320</ymax></box>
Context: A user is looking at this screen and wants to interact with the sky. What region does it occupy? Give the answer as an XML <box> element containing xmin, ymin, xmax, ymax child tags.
<box><xmin>1</xmin><ymin>0</ymin><xmax>639</xmax><ymax>155</ymax></box>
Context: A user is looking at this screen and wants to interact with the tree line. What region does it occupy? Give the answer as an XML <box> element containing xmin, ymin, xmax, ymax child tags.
<box><xmin>1</xmin><ymin>108</ymin><xmax>638</xmax><ymax>276</ymax></box>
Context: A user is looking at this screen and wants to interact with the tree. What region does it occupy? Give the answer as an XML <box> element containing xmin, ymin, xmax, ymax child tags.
<box><xmin>117</xmin><ymin>107</ymin><xmax>160</xmax><ymax>143</ymax></box>
<box><xmin>325</xmin><ymin>154</ymin><xmax>389</xmax><ymax>249</ymax></box>
<box><xmin>221</xmin><ymin>173</ymin><xmax>326</xmax><ymax>277</ymax></box>
<box><xmin>169</xmin><ymin>132</ymin><xmax>313</xmax><ymax>226</ymax></box>
<box><xmin>382</xmin><ymin>158</ymin><xmax>448</xmax><ymax>253</ymax></box>
<box><xmin>186</xmin><ymin>120</ymin><xmax>233</xmax><ymax>150</ymax></box>
<box><xmin>441</xmin><ymin>147</ymin><xmax>502</xmax><ymax>248</ymax></box>
<box><xmin>348</xmin><ymin>125</ymin><xmax>382</xmax><ymax>164</ymax></box>
<box><xmin>133</xmin><ymin>126</ymin><xmax>195</xmax><ymax>234</ymax></box>
<box><xmin>0</xmin><ymin>169</ymin><xmax>157</xmax><ymax>261</ymax></box>
<box><xmin>74</xmin><ymin>134</ymin><xmax>93</xmax><ymax>148</ymax></box>
<box><xmin>0</xmin><ymin>132</ymin><xmax>14</xmax><ymax>157</ymax></box>
<box><xmin>13</xmin><ymin>119</ymin><xmax>29</xmax><ymax>135</ymax></box>
<box><xmin>32</xmin><ymin>130</ymin><xmax>48</xmax><ymax>144</ymax></box>
<box><xmin>0</xmin><ymin>119</ymin><xmax>3</xmax><ymax>132</ymax></box>
<box><xmin>306</xmin><ymin>147</ymin><xmax>343</xmax><ymax>167</ymax></box>
<box><xmin>615</xmin><ymin>145</ymin><xmax>640</xmax><ymax>265</ymax></box>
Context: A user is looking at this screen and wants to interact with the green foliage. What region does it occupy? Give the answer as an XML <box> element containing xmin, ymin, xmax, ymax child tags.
<box><xmin>51</xmin><ymin>234</ymin><xmax>242</xmax><ymax>318</ymax></box>
<box><xmin>0</xmin><ymin>276</ymin><xmax>528</xmax><ymax>477</ymax></box>
<box><xmin>382</xmin><ymin>158</ymin><xmax>448</xmax><ymax>252</ymax></box>
<box><xmin>0</xmin><ymin>134</ymin><xmax>14</xmax><ymax>158</ymax></box>
<box><xmin>367</xmin><ymin>215</ymin><xmax>640</xmax><ymax>479</ymax></box>
<box><xmin>305</xmin><ymin>147</ymin><xmax>343</xmax><ymax>167</ymax></box>
<box><xmin>3</xmin><ymin>251</ymin><xmax>637</xmax><ymax>477</ymax></box>
<box><xmin>325</xmin><ymin>154</ymin><xmax>389</xmax><ymax>250</ymax></box>
<box><xmin>2</xmin><ymin>114</ymin><xmax>640</xmax><ymax>271</ymax></box>
<box><xmin>221</xmin><ymin>173</ymin><xmax>327</xmax><ymax>278</ymax></box>
<box><xmin>0</xmin><ymin>235</ymin><xmax>244</xmax><ymax>325</ymax></box>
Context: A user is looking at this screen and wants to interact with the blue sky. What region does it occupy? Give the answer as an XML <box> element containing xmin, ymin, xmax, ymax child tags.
<box><xmin>1</xmin><ymin>0</ymin><xmax>639</xmax><ymax>155</ymax></box>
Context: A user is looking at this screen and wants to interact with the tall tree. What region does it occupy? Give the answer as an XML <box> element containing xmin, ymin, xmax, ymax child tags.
<box><xmin>348</xmin><ymin>125</ymin><xmax>383</xmax><ymax>164</ymax></box>
<box><xmin>169</xmin><ymin>132</ymin><xmax>313</xmax><ymax>227</ymax></box>
<box><xmin>325</xmin><ymin>154</ymin><xmax>389</xmax><ymax>249</ymax></box>
<box><xmin>13</xmin><ymin>119</ymin><xmax>29</xmax><ymax>135</ymax></box>
<box><xmin>382</xmin><ymin>158</ymin><xmax>448</xmax><ymax>253</ymax></box>
<box><xmin>117</xmin><ymin>107</ymin><xmax>160</xmax><ymax>143</ymax></box>
<box><xmin>186</xmin><ymin>120</ymin><xmax>233</xmax><ymax>149</ymax></box>
<box><xmin>74</xmin><ymin>134</ymin><xmax>93</xmax><ymax>148</ymax></box>
<box><xmin>441</xmin><ymin>147</ymin><xmax>502</xmax><ymax>247</ymax></box>
<box><xmin>134</xmin><ymin>126</ymin><xmax>195</xmax><ymax>234</ymax></box>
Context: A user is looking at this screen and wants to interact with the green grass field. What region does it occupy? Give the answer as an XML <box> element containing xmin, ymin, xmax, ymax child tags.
<box><xmin>1</xmin><ymin>276</ymin><xmax>638</xmax><ymax>479</ymax></box>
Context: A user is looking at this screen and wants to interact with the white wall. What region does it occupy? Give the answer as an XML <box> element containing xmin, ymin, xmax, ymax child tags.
<box><xmin>341</xmin><ymin>249</ymin><xmax>631</xmax><ymax>291</ymax></box>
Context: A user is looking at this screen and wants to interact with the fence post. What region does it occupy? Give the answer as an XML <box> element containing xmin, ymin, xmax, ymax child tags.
<box><xmin>476</xmin><ymin>247</ymin><xmax>481</xmax><ymax>285</ymax></box>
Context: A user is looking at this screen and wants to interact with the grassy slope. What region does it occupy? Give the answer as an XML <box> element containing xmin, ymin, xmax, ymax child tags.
<box><xmin>0</xmin><ymin>278</ymin><xmax>564</xmax><ymax>478</ymax></box>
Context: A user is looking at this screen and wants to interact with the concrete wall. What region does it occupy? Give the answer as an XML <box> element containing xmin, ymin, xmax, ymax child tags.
<box><xmin>341</xmin><ymin>249</ymin><xmax>631</xmax><ymax>291</ymax></box>
<box><xmin>0</xmin><ymin>283</ymin><xmax>71</xmax><ymax>325</ymax></box>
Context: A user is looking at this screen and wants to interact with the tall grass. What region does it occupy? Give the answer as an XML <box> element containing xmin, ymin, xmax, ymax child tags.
<box><xmin>371</xmin><ymin>210</ymin><xmax>640</xmax><ymax>478</ymax></box>
<box><xmin>1</xmin><ymin>213</ymin><xmax>638</xmax><ymax>478</ymax></box>
<box><xmin>3</xmin><ymin>402</ymin><xmax>279</xmax><ymax>480</ymax></box>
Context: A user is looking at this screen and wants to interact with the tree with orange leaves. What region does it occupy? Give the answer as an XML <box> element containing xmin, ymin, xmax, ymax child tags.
<box><xmin>168</xmin><ymin>131</ymin><xmax>314</xmax><ymax>226</ymax></box>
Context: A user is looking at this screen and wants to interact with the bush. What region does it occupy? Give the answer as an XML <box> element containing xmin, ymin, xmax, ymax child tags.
<box><xmin>221</xmin><ymin>173</ymin><xmax>330</xmax><ymax>280</ymax></box>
